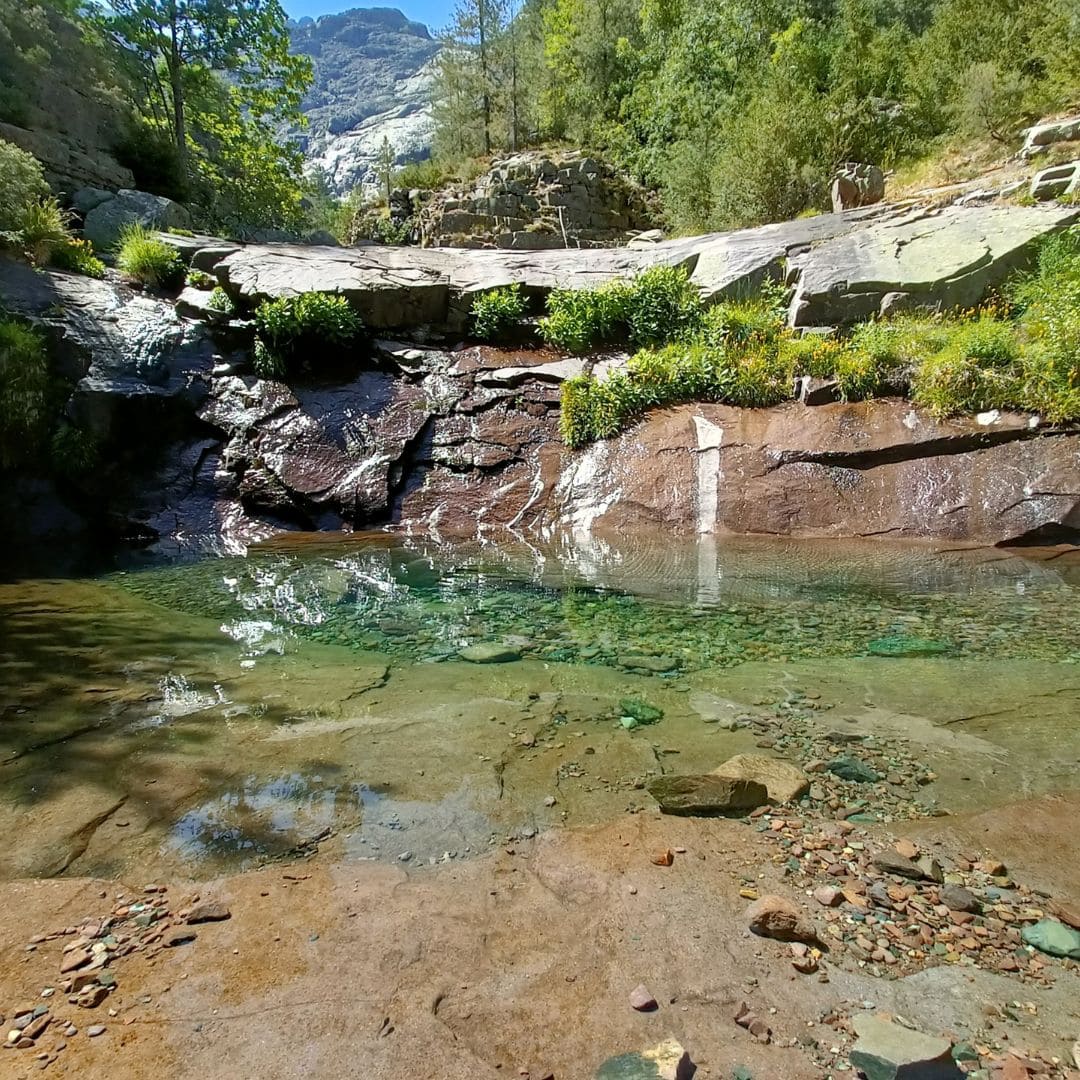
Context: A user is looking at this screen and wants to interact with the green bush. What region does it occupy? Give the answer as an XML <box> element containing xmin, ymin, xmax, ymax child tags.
<box><xmin>910</xmin><ymin>315</ymin><xmax>1021</xmax><ymax>416</ymax></box>
<box><xmin>115</xmin><ymin>224</ymin><xmax>184</xmax><ymax>289</ymax></box>
<box><xmin>0</xmin><ymin>315</ymin><xmax>51</xmax><ymax>469</ymax></box>
<box><xmin>395</xmin><ymin>159</ymin><xmax>452</xmax><ymax>191</ymax></box>
<box><xmin>50</xmin><ymin>238</ymin><xmax>106</xmax><ymax>279</ymax></box>
<box><xmin>540</xmin><ymin>281</ymin><xmax>631</xmax><ymax>352</ymax></box>
<box><xmin>186</xmin><ymin>269</ymin><xmax>216</xmax><ymax>289</ymax></box>
<box><xmin>0</xmin><ymin>139</ymin><xmax>49</xmax><ymax>232</ymax></box>
<box><xmin>1010</xmin><ymin>226</ymin><xmax>1080</xmax><ymax>422</ymax></box>
<box><xmin>471</xmin><ymin>283</ymin><xmax>527</xmax><ymax>340</ymax></box>
<box><xmin>699</xmin><ymin>290</ymin><xmax>787</xmax><ymax>348</ymax></box>
<box><xmin>206</xmin><ymin>286</ymin><xmax>236</xmax><ymax>315</ymax></box>
<box><xmin>541</xmin><ymin>266</ymin><xmax>708</xmax><ymax>353</ymax></box>
<box><xmin>19</xmin><ymin>197</ymin><xmax>73</xmax><ymax>266</ymax></box>
<box><xmin>624</xmin><ymin>265</ymin><xmax>705</xmax><ymax>347</ymax></box>
<box><xmin>252</xmin><ymin>292</ymin><xmax>363</xmax><ymax>377</ymax></box>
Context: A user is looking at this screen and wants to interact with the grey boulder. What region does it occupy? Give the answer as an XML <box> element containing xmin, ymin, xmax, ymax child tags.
<box><xmin>83</xmin><ymin>189</ymin><xmax>193</xmax><ymax>252</ymax></box>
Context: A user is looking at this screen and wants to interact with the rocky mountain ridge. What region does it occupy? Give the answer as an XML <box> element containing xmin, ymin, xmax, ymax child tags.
<box><xmin>288</xmin><ymin>7</ymin><xmax>441</xmax><ymax>196</ymax></box>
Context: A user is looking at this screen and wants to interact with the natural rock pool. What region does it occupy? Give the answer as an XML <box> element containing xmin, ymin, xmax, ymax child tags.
<box><xmin>2</xmin><ymin>531</ymin><xmax>1079</xmax><ymax>883</ymax></box>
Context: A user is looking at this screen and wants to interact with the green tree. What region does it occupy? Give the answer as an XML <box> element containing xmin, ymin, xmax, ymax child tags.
<box><xmin>98</xmin><ymin>0</ymin><xmax>310</xmax><ymax>173</ymax></box>
<box><xmin>436</xmin><ymin>0</ymin><xmax>509</xmax><ymax>156</ymax></box>
<box><xmin>375</xmin><ymin>136</ymin><xmax>396</xmax><ymax>206</ymax></box>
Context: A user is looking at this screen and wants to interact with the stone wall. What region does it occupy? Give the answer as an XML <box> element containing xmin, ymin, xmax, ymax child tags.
<box><xmin>418</xmin><ymin>151</ymin><xmax>659</xmax><ymax>250</ymax></box>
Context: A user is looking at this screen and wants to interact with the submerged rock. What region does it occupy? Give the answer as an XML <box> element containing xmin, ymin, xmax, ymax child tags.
<box><xmin>826</xmin><ymin>756</ymin><xmax>880</xmax><ymax>783</ymax></box>
<box><xmin>868</xmin><ymin>635</ymin><xmax>950</xmax><ymax>658</ymax></box>
<box><xmin>458</xmin><ymin>642</ymin><xmax>522</xmax><ymax>664</ymax></box>
<box><xmin>848</xmin><ymin>1015</ymin><xmax>962</xmax><ymax>1080</ymax></box>
<box><xmin>619</xmin><ymin>698</ymin><xmax>664</xmax><ymax>724</ymax></box>
<box><xmin>647</xmin><ymin>775</ymin><xmax>767</xmax><ymax>816</ymax></box>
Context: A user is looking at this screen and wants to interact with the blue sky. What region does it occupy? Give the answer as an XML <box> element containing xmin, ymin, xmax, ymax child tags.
<box><xmin>283</xmin><ymin>1</ymin><xmax>454</xmax><ymax>30</ymax></box>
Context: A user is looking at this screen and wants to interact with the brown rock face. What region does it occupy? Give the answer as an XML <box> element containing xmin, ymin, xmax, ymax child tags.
<box><xmin>712</xmin><ymin>755</ymin><xmax>809</xmax><ymax>805</ymax></box>
<box><xmin>546</xmin><ymin>402</ymin><xmax>1080</xmax><ymax>545</ymax></box>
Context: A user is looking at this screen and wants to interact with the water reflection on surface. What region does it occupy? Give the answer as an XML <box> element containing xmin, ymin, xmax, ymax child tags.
<box><xmin>111</xmin><ymin>532</ymin><xmax>1080</xmax><ymax>671</ymax></box>
<box><xmin>1</xmin><ymin>530</ymin><xmax>1078</xmax><ymax>882</ymax></box>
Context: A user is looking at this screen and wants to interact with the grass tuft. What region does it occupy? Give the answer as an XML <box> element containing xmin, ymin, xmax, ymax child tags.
<box><xmin>115</xmin><ymin>224</ymin><xmax>184</xmax><ymax>289</ymax></box>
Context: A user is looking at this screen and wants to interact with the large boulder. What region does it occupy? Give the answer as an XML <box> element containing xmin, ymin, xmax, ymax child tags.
<box><xmin>83</xmin><ymin>189</ymin><xmax>193</xmax><ymax>252</ymax></box>
<box><xmin>712</xmin><ymin>754</ymin><xmax>809</xmax><ymax>804</ymax></box>
<box><xmin>1030</xmin><ymin>160</ymin><xmax>1080</xmax><ymax>202</ymax></box>
<box><xmin>848</xmin><ymin>1015</ymin><xmax>962</xmax><ymax>1080</ymax></box>
<box><xmin>1021</xmin><ymin>115</ymin><xmax>1080</xmax><ymax>158</ymax></box>
<box><xmin>0</xmin><ymin>257</ymin><xmax>214</xmax><ymax>442</ymax></box>
<box><xmin>831</xmin><ymin>162</ymin><xmax>885</xmax><ymax>212</ymax></box>
<box><xmin>789</xmin><ymin>202</ymin><xmax>1080</xmax><ymax>325</ymax></box>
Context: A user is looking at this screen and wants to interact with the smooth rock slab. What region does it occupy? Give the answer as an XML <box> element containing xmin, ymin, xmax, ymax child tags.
<box><xmin>458</xmin><ymin>642</ymin><xmax>522</xmax><ymax>664</ymax></box>
<box><xmin>712</xmin><ymin>753</ymin><xmax>809</xmax><ymax>804</ymax></box>
<box><xmin>595</xmin><ymin>1039</ymin><xmax>694</xmax><ymax>1080</ymax></box>
<box><xmin>647</xmin><ymin>775</ymin><xmax>767</xmax><ymax>816</ymax></box>
<box><xmin>789</xmin><ymin>203</ymin><xmax>1080</xmax><ymax>325</ymax></box>
<box><xmin>848</xmin><ymin>1015</ymin><xmax>962</xmax><ymax>1080</ymax></box>
<box><xmin>1021</xmin><ymin>918</ymin><xmax>1080</xmax><ymax>959</ymax></box>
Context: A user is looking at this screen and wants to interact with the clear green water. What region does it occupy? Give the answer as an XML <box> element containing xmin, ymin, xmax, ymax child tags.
<box><xmin>2</xmin><ymin>532</ymin><xmax>1079</xmax><ymax>882</ymax></box>
<box><xmin>110</xmin><ymin>533</ymin><xmax>1080</xmax><ymax>670</ymax></box>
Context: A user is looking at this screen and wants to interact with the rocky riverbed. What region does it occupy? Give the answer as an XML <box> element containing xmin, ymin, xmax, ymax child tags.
<box><xmin>2</xmin><ymin>533</ymin><xmax>1080</xmax><ymax>1078</ymax></box>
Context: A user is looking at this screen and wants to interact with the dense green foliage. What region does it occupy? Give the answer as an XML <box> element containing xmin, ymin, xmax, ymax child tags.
<box><xmin>0</xmin><ymin>316</ymin><xmax>51</xmax><ymax>470</ymax></box>
<box><xmin>96</xmin><ymin>0</ymin><xmax>313</xmax><ymax>235</ymax></box>
<box><xmin>471</xmin><ymin>284</ymin><xmax>528</xmax><ymax>340</ymax></box>
<box><xmin>51</xmin><ymin>238</ymin><xmax>107</xmax><ymax>278</ymax></box>
<box><xmin>0</xmin><ymin>139</ymin><xmax>50</xmax><ymax>233</ymax></box>
<box><xmin>115</xmin><ymin>224</ymin><xmax>184</xmax><ymax>289</ymax></box>
<box><xmin>252</xmin><ymin>293</ymin><xmax>364</xmax><ymax>377</ymax></box>
<box><xmin>552</xmin><ymin>232</ymin><xmax>1080</xmax><ymax>446</ymax></box>
<box><xmin>1</xmin><ymin>0</ymin><xmax>314</xmax><ymax>236</ymax></box>
<box><xmin>432</xmin><ymin>0</ymin><xmax>1079</xmax><ymax>231</ymax></box>
<box><xmin>206</xmin><ymin>286</ymin><xmax>236</xmax><ymax>315</ymax></box>
<box><xmin>540</xmin><ymin>266</ymin><xmax>706</xmax><ymax>351</ymax></box>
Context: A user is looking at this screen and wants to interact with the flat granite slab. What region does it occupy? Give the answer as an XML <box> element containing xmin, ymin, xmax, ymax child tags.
<box><xmin>197</xmin><ymin>201</ymin><xmax>1079</xmax><ymax>331</ymax></box>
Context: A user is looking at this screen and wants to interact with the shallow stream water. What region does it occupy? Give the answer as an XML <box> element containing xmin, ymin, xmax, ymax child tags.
<box><xmin>2</xmin><ymin>531</ymin><xmax>1078</xmax><ymax>882</ymax></box>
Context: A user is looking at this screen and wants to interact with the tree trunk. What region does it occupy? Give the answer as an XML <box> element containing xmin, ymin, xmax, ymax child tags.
<box><xmin>478</xmin><ymin>1</ymin><xmax>491</xmax><ymax>154</ymax></box>
<box><xmin>168</xmin><ymin>4</ymin><xmax>186</xmax><ymax>170</ymax></box>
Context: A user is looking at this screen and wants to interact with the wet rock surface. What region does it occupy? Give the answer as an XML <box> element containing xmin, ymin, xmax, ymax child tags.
<box><xmin>548</xmin><ymin>401</ymin><xmax>1080</xmax><ymax>544</ymax></box>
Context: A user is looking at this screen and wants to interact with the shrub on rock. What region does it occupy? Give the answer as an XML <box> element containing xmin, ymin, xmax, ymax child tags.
<box><xmin>470</xmin><ymin>283</ymin><xmax>526</xmax><ymax>341</ymax></box>
<box><xmin>51</xmin><ymin>238</ymin><xmax>106</xmax><ymax>279</ymax></box>
<box><xmin>252</xmin><ymin>292</ymin><xmax>363</xmax><ymax>378</ymax></box>
<box><xmin>19</xmin><ymin>197</ymin><xmax>74</xmax><ymax>267</ymax></box>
